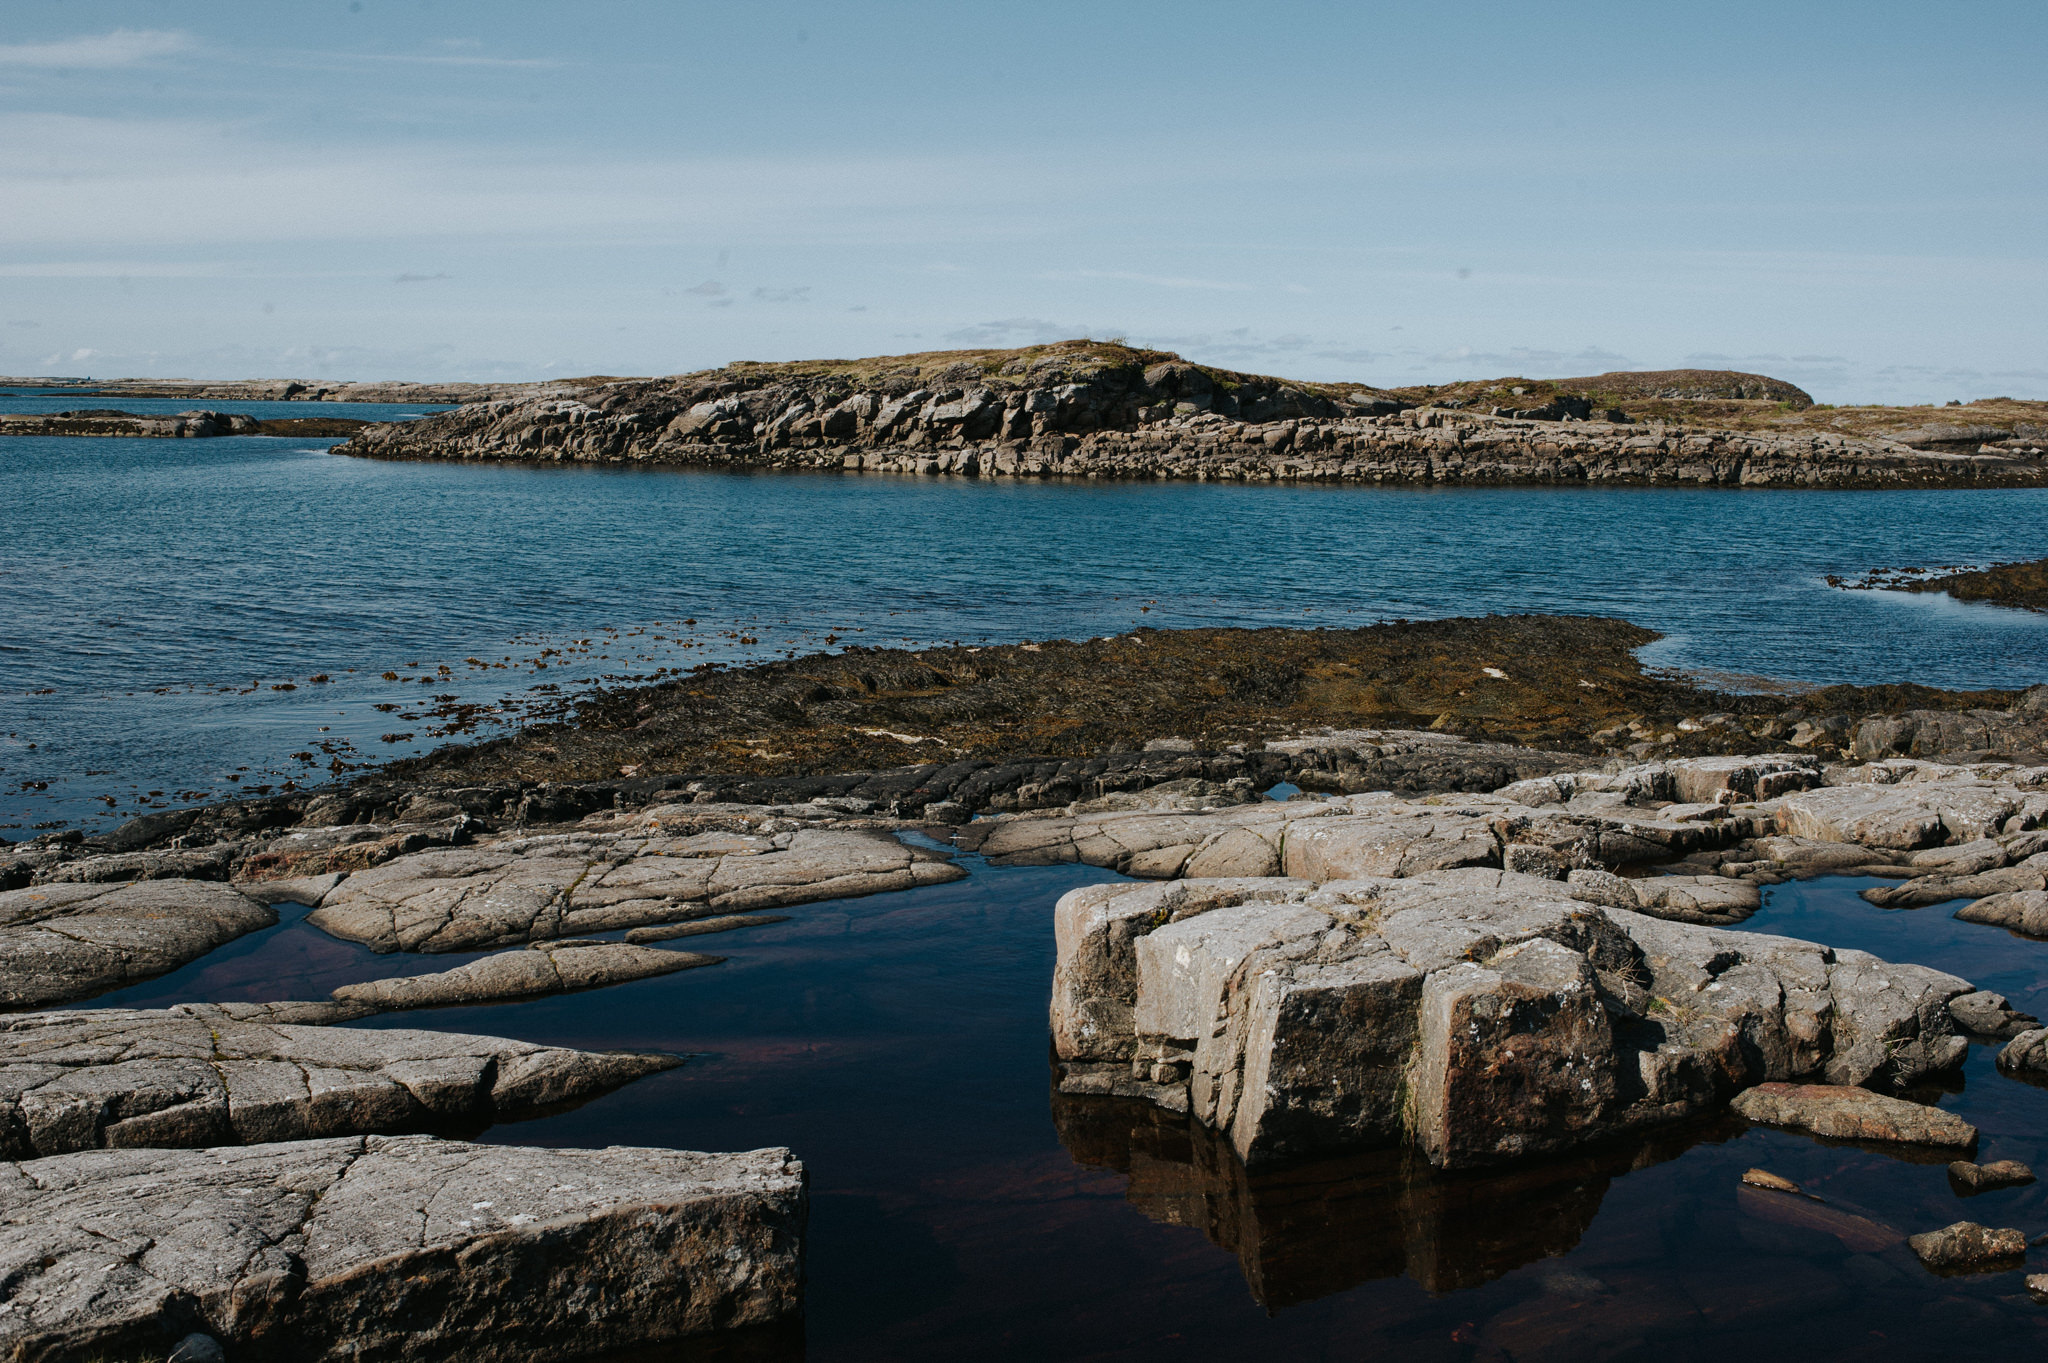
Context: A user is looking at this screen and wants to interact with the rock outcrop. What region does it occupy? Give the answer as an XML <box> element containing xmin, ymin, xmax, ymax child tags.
<box><xmin>0</xmin><ymin>881</ymin><xmax>275</xmax><ymax>1008</ymax></box>
<box><xmin>0</xmin><ymin>1135</ymin><xmax>804</xmax><ymax>1360</ymax></box>
<box><xmin>334</xmin><ymin>341</ymin><xmax>2048</xmax><ymax>490</ymax></box>
<box><xmin>1048</xmin><ymin>869</ymin><xmax>1971</xmax><ymax>1171</ymax></box>
<box><xmin>0</xmin><ymin>410</ymin><xmax>367</xmax><ymax>439</ymax></box>
<box><xmin>304</xmin><ymin>823</ymin><xmax>963</xmax><ymax>953</ymax></box>
<box><xmin>0</xmin><ymin>1007</ymin><xmax>678</xmax><ymax>1155</ymax></box>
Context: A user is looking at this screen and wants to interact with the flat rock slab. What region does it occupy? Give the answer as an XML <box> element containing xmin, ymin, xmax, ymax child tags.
<box><xmin>0</xmin><ymin>1007</ymin><xmax>678</xmax><ymax>1156</ymax></box>
<box><xmin>625</xmin><ymin>913</ymin><xmax>789</xmax><ymax>944</ymax></box>
<box><xmin>1956</xmin><ymin>888</ymin><xmax>2048</xmax><ymax>936</ymax></box>
<box><xmin>308</xmin><ymin>827</ymin><xmax>963</xmax><ymax>952</ymax></box>
<box><xmin>0</xmin><ymin>1134</ymin><xmax>804</xmax><ymax>1361</ymax></box>
<box><xmin>0</xmin><ymin>881</ymin><xmax>275</xmax><ymax>1009</ymax></box>
<box><xmin>1051</xmin><ymin>869</ymin><xmax>1973</xmax><ymax>1171</ymax></box>
<box><xmin>1731</xmin><ymin>1083</ymin><xmax>1978</xmax><ymax>1150</ymax></box>
<box><xmin>1907</xmin><ymin>1220</ymin><xmax>2027</xmax><ymax>1273</ymax></box>
<box><xmin>333</xmin><ymin>942</ymin><xmax>718</xmax><ymax>1010</ymax></box>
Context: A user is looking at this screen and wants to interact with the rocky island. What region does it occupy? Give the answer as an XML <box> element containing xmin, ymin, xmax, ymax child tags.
<box><xmin>330</xmin><ymin>340</ymin><xmax>2048</xmax><ymax>489</ymax></box>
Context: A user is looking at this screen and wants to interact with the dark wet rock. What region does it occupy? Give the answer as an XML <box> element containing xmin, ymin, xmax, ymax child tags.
<box><xmin>0</xmin><ymin>881</ymin><xmax>275</xmax><ymax>1009</ymax></box>
<box><xmin>331</xmin><ymin>941</ymin><xmax>718</xmax><ymax>1010</ymax></box>
<box><xmin>0</xmin><ymin>1006</ymin><xmax>678</xmax><ymax>1154</ymax></box>
<box><xmin>306</xmin><ymin>825</ymin><xmax>963</xmax><ymax>953</ymax></box>
<box><xmin>1946</xmin><ymin>989</ymin><xmax>2041</xmax><ymax>1038</ymax></box>
<box><xmin>624</xmin><ymin>912</ymin><xmax>789</xmax><ymax>944</ymax></box>
<box><xmin>1907</xmin><ymin>1220</ymin><xmax>2027</xmax><ymax>1273</ymax></box>
<box><xmin>0</xmin><ymin>1134</ymin><xmax>804</xmax><ymax>1359</ymax></box>
<box><xmin>1731</xmin><ymin>1083</ymin><xmax>1977</xmax><ymax>1149</ymax></box>
<box><xmin>1051</xmin><ymin>870</ymin><xmax>1971</xmax><ymax>1170</ymax></box>
<box><xmin>1947</xmin><ymin>1158</ymin><xmax>2034</xmax><ymax>1194</ymax></box>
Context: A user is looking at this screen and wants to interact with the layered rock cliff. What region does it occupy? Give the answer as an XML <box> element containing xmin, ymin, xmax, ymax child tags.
<box><xmin>334</xmin><ymin>341</ymin><xmax>2048</xmax><ymax>489</ymax></box>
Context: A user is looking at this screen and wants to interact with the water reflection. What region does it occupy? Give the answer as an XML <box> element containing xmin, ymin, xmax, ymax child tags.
<box><xmin>1052</xmin><ymin>1089</ymin><xmax>1736</xmax><ymax>1307</ymax></box>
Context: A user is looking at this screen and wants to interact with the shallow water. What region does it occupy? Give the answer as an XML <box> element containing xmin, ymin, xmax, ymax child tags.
<box><xmin>4</xmin><ymin>437</ymin><xmax>2047</xmax><ymax>832</ymax></box>
<box><xmin>81</xmin><ymin>858</ymin><xmax>2048</xmax><ymax>1361</ymax></box>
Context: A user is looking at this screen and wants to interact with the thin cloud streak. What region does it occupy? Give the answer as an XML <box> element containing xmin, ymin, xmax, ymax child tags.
<box><xmin>0</xmin><ymin>29</ymin><xmax>195</xmax><ymax>69</ymax></box>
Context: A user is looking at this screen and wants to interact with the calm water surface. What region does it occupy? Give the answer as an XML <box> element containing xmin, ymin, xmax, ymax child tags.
<box><xmin>4</xmin><ymin>435</ymin><xmax>2046</xmax><ymax>831</ymax></box>
<box><xmin>90</xmin><ymin>857</ymin><xmax>2048</xmax><ymax>1361</ymax></box>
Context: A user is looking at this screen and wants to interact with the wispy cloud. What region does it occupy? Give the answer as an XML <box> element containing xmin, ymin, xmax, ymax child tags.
<box><xmin>393</xmin><ymin>272</ymin><xmax>451</xmax><ymax>284</ymax></box>
<box><xmin>943</xmin><ymin>318</ymin><xmax>1083</xmax><ymax>346</ymax></box>
<box><xmin>1041</xmin><ymin>269</ymin><xmax>1252</xmax><ymax>292</ymax></box>
<box><xmin>0</xmin><ymin>30</ymin><xmax>195</xmax><ymax>69</ymax></box>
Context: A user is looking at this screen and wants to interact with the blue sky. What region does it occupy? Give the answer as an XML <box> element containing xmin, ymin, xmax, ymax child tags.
<box><xmin>1</xmin><ymin>1</ymin><xmax>2041</xmax><ymax>401</ymax></box>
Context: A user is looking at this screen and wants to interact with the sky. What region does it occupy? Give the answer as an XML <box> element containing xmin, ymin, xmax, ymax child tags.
<box><xmin>0</xmin><ymin>1</ymin><xmax>2042</xmax><ymax>402</ymax></box>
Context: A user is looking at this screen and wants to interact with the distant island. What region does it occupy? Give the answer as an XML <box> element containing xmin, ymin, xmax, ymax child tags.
<box><xmin>10</xmin><ymin>340</ymin><xmax>2046</xmax><ymax>487</ymax></box>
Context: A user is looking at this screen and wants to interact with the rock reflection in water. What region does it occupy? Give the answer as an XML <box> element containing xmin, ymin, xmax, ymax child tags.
<box><xmin>1053</xmin><ymin>1089</ymin><xmax>1732</xmax><ymax>1307</ymax></box>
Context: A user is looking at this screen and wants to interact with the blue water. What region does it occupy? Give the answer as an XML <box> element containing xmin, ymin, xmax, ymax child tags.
<box><xmin>4</xmin><ymin>434</ymin><xmax>2047</xmax><ymax>832</ymax></box>
<box><xmin>83</xmin><ymin>854</ymin><xmax>2048</xmax><ymax>1361</ymax></box>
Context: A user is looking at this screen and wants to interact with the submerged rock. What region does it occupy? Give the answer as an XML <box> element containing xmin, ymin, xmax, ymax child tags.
<box><xmin>306</xmin><ymin>825</ymin><xmax>963</xmax><ymax>952</ymax></box>
<box><xmin>0</xmin><ymin>1007</ymin><xmax>678</xmax><ymax>1155</ymax></box>
<box><xmin>0</xmin><ymin>881</ymin><xmax>275</xmax><ymax>1008</ymax></box>
<box><xmin>1050</xmin><ymin>870</ymin><xmax>1972</xmax><ymax>1170</ymax></box>
<box><xmin>0</xmin><ymin>1134</ymin><xmax>804</xmax><ymax>1360</ymax></box>
<box><xmin>1730</xmin><ymin>1083</ymin><xmax>1977</xmax><ymax>1150</ymax></box>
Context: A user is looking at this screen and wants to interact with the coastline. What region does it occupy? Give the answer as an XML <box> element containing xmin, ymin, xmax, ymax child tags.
<box><xmin>330</xmin><ymin>341</ymin><xmax>2048</xmax><ymax>491</ymax></box>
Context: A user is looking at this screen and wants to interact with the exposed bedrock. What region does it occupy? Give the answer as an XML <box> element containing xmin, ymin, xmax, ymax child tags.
<box><xmin>304</xmin><ymin>822</ymin><xmax>963</xmax><ymax>953</ymax></box>
<box><xmin>0</xmin><ymin>1135</ymin><xmax>804</xmax><ymax>1362</ymax></box>
<box><xmin>0</xmin><ymin>1007</ymin><xmax>678</xmax><ymax>1156</ymax></box>
<box><xmin>1053</xmin><ymin>1089</ymin><xmax>1719</xmax><ymax>1306</ymax></box>
<box><xmin>334</xmin><ymin>341</ymin><xmax>2048</xmax><ymax>490</ymax></box>
<box><xmin>331</xmin><ymin>940</ymin><xmax>718</xmax><ymax>1010</ymax></box>
<box><xmin>0</xmin><ymin>882</ymin><xmax>274</xmax><ymax>1010</ymax></box>
<box><xmin>1049</xmin><ymin>869</ymin><xmax>1972</xmax><ymax>1172</ymax></box>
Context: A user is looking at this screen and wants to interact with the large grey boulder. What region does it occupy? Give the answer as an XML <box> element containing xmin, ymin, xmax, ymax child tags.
<box><xmin>0</xmin><ymin>1134</ymin><xmax>804</xmax><ymax>1361</ymax></box>
<box><xmin>1050</xmin><ymin>870</ymin><xmax>1973</xmax><ymax>1171</ymax></box>
<box><xmin>0</xmin><ymin>881</ymin><xmax>275</xmax><ymax>1008</ymax></box>
<box><xmin>307</xmin><ymin>826</ymin><xmax>963</xmax><ymax>952</ymax></box>
<box><xmin>0</xmin><ymin>1007</ymin><xmax>678</xmax><ymax>1155</ymax></box>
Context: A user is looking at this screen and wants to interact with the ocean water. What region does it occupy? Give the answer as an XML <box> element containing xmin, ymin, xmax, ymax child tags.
<box><xmin>3</xmin><ymin>433</ymin><xmax>2047</xmax><ymax>831</ymax></box>
<box><xmin>85</xmin><ymin>860</ymin><xmax>2048</xmax><ymax>1362</ymax></box>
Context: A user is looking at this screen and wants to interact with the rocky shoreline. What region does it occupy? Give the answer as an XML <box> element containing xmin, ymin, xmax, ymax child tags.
<box><xmin>4</xmin><ymin>615</ymin><xmax>2047</xmax><ymax>1351</ymax></box>
<box><xmin>1833</xmin><ymin>555</ymin><xmax>2048</xmax><ymax>613</ymax></box>
<box><xmin>0</xmin><ymin>410</ymin><xmax>369</xmax><ymax>439</ymax></box>
<box><xmin>331</xmin><ymin>341</ymin><xmax>2048</xmax><ymax>489</ymax></box>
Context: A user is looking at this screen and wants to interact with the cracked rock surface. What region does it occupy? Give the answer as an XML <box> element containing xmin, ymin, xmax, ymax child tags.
<box><xmin>0</xmin><ymin>881</ymin><xmax>275</xmax><ymax>1010</ymax></box>
<box><xmin>306</xmin><ymin>823</ymin><xmax>964</xmax><ymax>953</ymax></box>
<box><xmin>1050</xmin><ymin>868</ymin><xmax>1973</xmax><ymax>1171</ymax></box>
<box><xmin>0</xmin><ymin>1134</ymin><xmax>804</xmax><ymax>1361</ymax></box>
<box><xmin>0</xmin><ymin>1007</ymin><xmax>678</xmax><ymax>1156</ymax></box>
